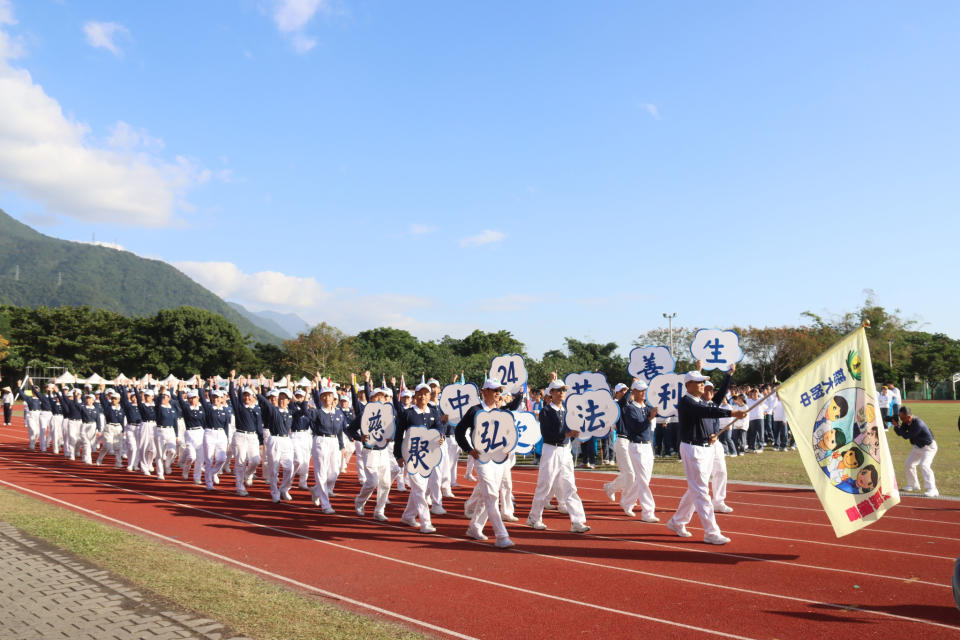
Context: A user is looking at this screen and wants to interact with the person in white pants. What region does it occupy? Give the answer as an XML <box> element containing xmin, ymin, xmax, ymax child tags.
<box><xmin>666</xmin><ymin>371</ymin><xmax>747</xmax><ymax>545</ymax></box>
<box><xmin>97</xmin><ymin>389</ymin><xmax>126</xmax><ymax>468</ymax></box>
<box><xmin>15</xmin><ymin>379</ymin><xmax>42</xmax><ymax>450</ymax></box>
<box><xmin>227</xmin><ymin>375</ymin><xmax>265</xmax><ymax>496</ymax></box>
<box><xmin>894</xmin><ymin>406</ymin><xmax>939</xmax><ymax>497</ymax></box>
<box><xmin>309</xmin><ymin>386</ymin><xmax>348</xmax><ymax>514</ymax></box>
<box><xmin>57</xmin><ymin>387</ymin><xmax>83</xmax><ymax>461</ymax></box>
<box><xmin>175</xmin><ymin>387</ymin><xmax>207</xmax><ymax>484</ymax></box>
<box><xmin>134</xmin><ymin>388</ymin><xmax>159</xmax><ymax>475</ymax></box>
<box><xmin>259</xmin><ymin>387</ymin><xmax>296</xmax><ymax>503</ymax></box>
<box><xmin>351</xmin><ymin>385</ymin><xmax>392</xmax><ymax>521</ymax></box>
<box><xmin>603</xmin><ymin>383</ymin><xmax>632</xmax><ymax>504</ymax></box>
<box><xmin>613</xmin><ymin>380</ymin><xmax>660</xmax><ymax>521</ymax></box>
<box><xmin>37</xmin><ymin>384</ymin><xmax>54</xmax><ymax>453</ymax></box>
<box><xmin>452</xmin><ymin>379</ymin><xmax>522</xmax><ymax>549</ymax></box>
<box><xmin>290</xmin><ymin>388</ymin><xmax>314</xmax><ymax>490</ymax></box>
<box><xmin>396</xmin><ymin>383</ymin><xmax>447</xmax><ymax>533</ymax></box>
<box><xmin>701</xmin><ymin>375</ymin><xmax>735</xmax><ymax>514</ymax></box>
<box><xmin>153</xmin><ymin>390</ymin><xmax>180</xmax><ymax>479</ymax></box>
<box><xmin>526</xmin><ymin>378</ymin><xmax>590</xmax><ymax>534</ymax></box>
<box><xmin>199</xmin><ymin>388</ymin><xmax>230</xmax><ymax>490</ymax></box>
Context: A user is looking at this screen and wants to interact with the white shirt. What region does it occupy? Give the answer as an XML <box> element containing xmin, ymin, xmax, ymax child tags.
<box><xmin>891</xmin><ymin>387</ymin><xmax>902</xmax><ymax>404</ymax></box>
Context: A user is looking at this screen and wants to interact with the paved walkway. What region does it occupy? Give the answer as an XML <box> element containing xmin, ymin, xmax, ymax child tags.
<box><xmin>0</xmin><ymin>521</ymin><xmax>251</xmax><ymax>640</ymax></box>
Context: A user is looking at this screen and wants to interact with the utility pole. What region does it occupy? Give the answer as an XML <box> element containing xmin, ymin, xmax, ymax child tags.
<box><xmin>57</xmin><ymin>271</ymin><xmax>62</xmax><ymax>287</ymax></box>
<box><xmin>887</xmin><ymin>340</ymin><xmax>893</xmax><ymax>369</ymax></box>
<box><xmin>662</xmin><ymin>312</ymin><xmax>678</xmax><ymax>359</ymax></box>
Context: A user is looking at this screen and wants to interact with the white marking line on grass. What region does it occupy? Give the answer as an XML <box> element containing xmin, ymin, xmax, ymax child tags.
<box><xmin>2</xmin><ymin>456</ymin><xmax>957</xmax><ymax>634</ymax></box>
<box><xmin>0</xmin><ymin>477</ymin><xmax>478</xmax><ymax>640</ymax></box>
<box><xmin>0</xmin><ymin>459</ymin><xmax>757</xmax><ymax>640</ymax></box>
<box><xmin>506</xmin><ymin>474</ymin><xmax>960</xmax><ymax>541</ymax></box>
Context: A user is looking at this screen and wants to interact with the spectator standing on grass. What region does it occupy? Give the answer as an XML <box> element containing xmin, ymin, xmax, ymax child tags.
<box><xmin>2</xmin><ymin>385</ymin><xmax>13</xmax><ymax>426</ymax></box>
<box><xmin>878</xmin><ymin>385</ymin><xmax>892</xmax><ymax>428</ymax></box>
<box><xmin>889</xmin><ymin>384</ymin><xmax>902</xmax><ymax>424</ymax></box>
<box><xmin>893</xmin><ymin>406</ymin><xmax>938</xmax><ymax>497</ymax></box>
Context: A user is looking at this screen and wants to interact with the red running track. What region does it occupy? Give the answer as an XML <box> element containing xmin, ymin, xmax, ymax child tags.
<box><xmin>0</xmin><ymin>420</ymin><xmax>958</xmax><ymax>639</ymax></box>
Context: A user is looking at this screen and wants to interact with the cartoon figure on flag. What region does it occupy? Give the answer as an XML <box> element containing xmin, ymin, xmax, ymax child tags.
<box><xmin>488</xmin><ymin>354</ymin><xmax>527</xmax><ymax>396</ymax></box>
<box><xmin>360</xmin><ymin>402</ymin><xmax>396</xmax><ymax>450</ymax></box>
<box><xmin>439</xmin><ymin>383</ymin><xmax>479</xmax><ymax>427</ymax></box>
<box><xmin>564</xmin><ymin>389</ymin><xmax>620</xmax><ymax>441</ymax></box>
<box><xmin>627</xmin><ymin>346</ymin><xmax>676</xmax><ymax>382</ymax></box>
<box><xmin>777</xmin><ymin>324</ymin><xmax>900</xmax><ymax>537</ymax></box>
<box><xmin>563</xmin><ymin>371</ymin><xmax>610</xmax><ymax>396</ymax></box>
<box><xmin>512</xmin><ymin>411</ymin><xmax>541</xmax><ymax>455</ymax></box>
<box><xmin>401</xmin><ymin>426</ymin><xmax>443</xmax><ymax>477</ymax></box>
<box><xmin>689</xmin><ymin>329</ymin><xmax>743</xmax><ymax>372</ymax></box>
<box><xmin>470</xmin><ymin>408</ymin><xmax>517</xmax><ymax>464</ymax></box>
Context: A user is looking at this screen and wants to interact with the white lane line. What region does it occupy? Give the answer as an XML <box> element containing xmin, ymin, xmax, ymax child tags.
<box><xmin>2</xmin><ymin>455</ymin><xmax>957</xmax><ymax>634</ymax></box>
<box><xmin>0</xmin><ymin>458</ymin><xmax>758</xmax><ymax>640</ymax></box>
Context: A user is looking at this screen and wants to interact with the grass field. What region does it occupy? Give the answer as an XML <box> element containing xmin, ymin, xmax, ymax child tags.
<box><xmin>0</xmin><ymin>487</ymin><xmax>425</xmax><ymax>640</ymax></box>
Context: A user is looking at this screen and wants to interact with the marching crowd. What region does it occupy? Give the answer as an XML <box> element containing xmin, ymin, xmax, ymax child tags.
<box><xmin>0</xmin><ymin>365</ymin><xmax>944</xmax><ymax>549</ymax></box>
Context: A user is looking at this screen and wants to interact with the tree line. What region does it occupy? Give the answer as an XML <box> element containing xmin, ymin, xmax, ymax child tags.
<box><xmin>1</xmin><ymin>296</ymin><xmax>957</xmax><ymax>393</ymax></box>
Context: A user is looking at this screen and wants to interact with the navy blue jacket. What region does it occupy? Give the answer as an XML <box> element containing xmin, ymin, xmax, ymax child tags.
<box><xmin>620</xmin><ymin>399</ymin><xmax>656</xmax><ymax>443</ymax></box>
<box><xmin>199</xmin><ymin>391</ymin><xmax>231</xmax><ymax>434</ymax></box>
<box><xmin>394</xmin><ymin>404</ymin><xmax>443</xmax><ymax>460</ymax></box>
<box><xmin>894</xmin><ymin>417</ymin><xmax>934</xmax><ymax>448</ymax></box>
<box><xmin>678</xmin><ymin>394</ymin><xmax>732</xmax><ymax>444</ymax></box>
<box><xmin>176</xmin><ymin>393</ymin><xmax>206</xmax><ymax>429</ymax></box>
<box><xmin>119</xmin><ymin>386</ymin><xmax>144</xmax><ymax>424</ymax></box>
<box><xmin>229</xmin><ymin>380</ymin><xmax>264</xmax><ymax>444</ymax></box>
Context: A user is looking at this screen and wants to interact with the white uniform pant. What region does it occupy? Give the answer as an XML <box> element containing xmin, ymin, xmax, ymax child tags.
<box><xmin>672</xmin><ymin>442</ymin><xmax>723</xmax><ymax>537</ymax></box>
<box><xmin>710</xmin><ymin>440</ymin><xmax>728</xmax><ymax>506</ymax></box>
<box><xmin>427</xmin><ymin>446</ymin><xmax>445</xmax><ymax>507</ymax></box>
<box><xmin>527</xmin><ymin>443</ymin><xmax>586</xmax><ymax>526</ymax></box>
<box><xmin>291</xmin><ymin>430</ymin><xmax>312</xmax><ymax>488</ymax></box>
<box><xmin>261</xmin><ymin>430</ymin><xmax>273</xmax><ymax>484</ymax></box>
<box><xmin>311</xmin><ymin>435</ymin><xmax>341</xmax><ymax>509</ymax></box>
<box><xmin>340</xmin><ymin>439</ymin><xmax>354</xmax><ymax>473</ymax></box>
<box><xmin>96</xmin><ymin>423</ymin><xmax>124</xmax><ymax>466</ymax></box>
<box><xmin>464</xmin><ymin>453</ymin><xmax>477</xmax><ymax>479</ymax></box>
<box><xmin>64</xmin><ymin>419</ymin><xmax>81</xmax><ymax>460</ymax></box>
<box><xmin>402</xmin><ymin>472</ymin><xmax>433</xmax><ymax>530</ymax></box>
<box><xmin>391</xmin><ymin>456</ymin><xmax>406</xmax><ymax>490</ymax></box>
<box><xmin>231</xmin><ymin>431</ymin><xmax>261</xmax><ymax>492</ymax></box>
<box><xmin>155</xmin><ymin>427</ymin><xmax>178</xmax><ymax>478</ymax></box>
<box><xmin>25</xmin><ymin>410</ymin><xmax>41</xmax><ymax>450</ymax></box>
<box><xmin>603</xmin><ymin>437</ymin><xmax>634</xmax><ymax>501</ymax></box>
<box><xmin>356</xmin><ymin>447</ymin><xmax>391</xmax><ymax>516</ymax></box>
<box><xmin>203</xmin><ymin>428</ymin><xmax>228</xmax><ymax>489</ymax></box>
<box><xmin>124</xmin><ymin>424</ymin><xmax>141</xmax><ymax>471</ymax></box>
<box><xmin>138</xmin><ymin>421</ymin><xmax>158</xmax><ymax>474</ymax></box>
<box><xmin>499</xmin><ymin>451</ymin><xmax>516</xmax><ymax>518</ymax></box>
<box><xmin>353</xmin><ymin>440</ymin><xmax>367</xmax><ymax>485</ymax></box>
<box><xmin>50</xmin><ymin>414</ymin><xmax>64</xmax><ymax>454</ymax></box>
<box><xmin>441</xmin><ymin>437</ymin><xmax>459</xmax><ymax>489</ymax></box>
<box><xmin>468</xmin><ymin>460</ymin><xmax>510</xmax><ymax>539</ymax></box>
<box><xmin>905</xmin><ymin>441</ymin><xmax>938</xmax><ymax>493</ymax></box>
<box><xmin>622</xmin><ymin>441</ymin><xmax>655</xmax><ymax>517</ymax></box>
<box><xmin>38</xmin><ymin>410</ymin><xmax>52</xmax><ymax>452</ymax></box>
<box><xmin>267</xmin><ymin>434</ymin><xmax>294</xmax><ymax>501</ymax></box>
<box><xmin>180</xmin><ymin>428</ymin><xmax>204</xmax><ymax>482</ymax></box>
<box><xmin>79</xmin><ymin>422</ymin><xmax>98</xmax><ymax>464</ymax></box>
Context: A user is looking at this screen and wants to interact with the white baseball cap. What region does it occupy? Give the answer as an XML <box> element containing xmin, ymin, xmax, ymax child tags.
<box><xmin>704</xmin><ymin>380</ymin><xmax>715</xmax><ymax>388</ymax></box>
<box><xmin>482</xmin><ymin>378</ymin><xmax>505</xmax><ymax>391</ymax></box>
<box><xmin>613</xmin><ymin>383</ymin><xmax>628</xmax><ymax>393</ymax></box>
<box><xmin>427</xmin><ymin>378</ymin><xmax>441</xmax><ymax>387</ymax></box>
<box><xmin>186</xmin><ymin>389</ymin><xmax>199</xmax><ymax>398</ymax></box>
<box><xmin>415</xmin><ymin>382</ymin><xmax>430</xmax><ymax>393</ymax></box>
<box><xmin>546</xmin><ymin>380</ymin><xmax>567</xmax><ymax>392</ymax></box>
<box><xmin>319</xmin><ymin>386</ymin><xmax>337</xmax><ymax>396</ymax></box>
<box><xmin>684</xmin><ymin>371</ymin><xmax>709</xmax><ymax>383</ymax></box>
<box><xmin>401</xmin><ymin>389</ymin><xmax>414</xmax><ymax>398</ymax></box>
<box><xmin>630</xmin><ymin>380</ymin><xmax>648</xmax><ymax>391</ymax></box>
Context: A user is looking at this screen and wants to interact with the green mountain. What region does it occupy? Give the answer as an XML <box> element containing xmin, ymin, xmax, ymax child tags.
<box><xmin>0</xmin><ymin>208</ymin><xmax>282</xmax><ymax>345</ymax></box>
<box><xmin>228</xmin><ymin>301</ymin><xmax>302</xmax><ymax>340</ymax></box>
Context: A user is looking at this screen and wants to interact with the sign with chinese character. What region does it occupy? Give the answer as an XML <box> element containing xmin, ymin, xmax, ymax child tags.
<box><xmin>689</xmin><ymin>329</ymin><xmax>743</xmax><ymax>372</ymax></box>
<box><xmin>564</xmin><ymin>389</ymin><xmax>620</xmax><ymax>441</ymax></box>
<box><xmin>512</xmin><ymin>411</ymin><xmax>541</xmax><ymax>455</ymax></box>
<box><xmin>646</xmin><ymin>373</ymin><xmax>686</xmax><ymax>420</ymax></box>
<box><xmin>488</xmin><ymin>354</ymin><xmax>527</xmax><ymax>396</ymax></box>
<box><xmin>777</xmin><ymin>327</ymin><xmax>900</xmax><ymax>537</ymax></box>
<box><xmin>400</xmin><ymin>426</ymin><xmax>443</xmax><ymax>477</ymax></box>
<box><xmin>470</xmin><ymin>409</ymin><xmax>518</xmax><ymax>464</ymax></box>
<box><xmin>439</xmin><ymin>383</ymin><xmax>479</xmax><ymax>426</ymax></box>
<box><xmin>563</xmin><ymin>371</ymin><xmax>610</xmax><ymax>396</ymax></box>
<box><xmin>627</xmin><ymin>346</ymin><xmax>676</xmax><ymax>382</ymax></box>
<box><xmin>360</xmin><ymin>402</ymin><xmax>396</xmax><ymax>450</ymax></box>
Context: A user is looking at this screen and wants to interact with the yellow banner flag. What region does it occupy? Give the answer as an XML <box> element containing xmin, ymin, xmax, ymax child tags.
<box><xmin>777</xmin><ymin>326</ymin><xmax>900</xmax><ymax>537</ymax></box>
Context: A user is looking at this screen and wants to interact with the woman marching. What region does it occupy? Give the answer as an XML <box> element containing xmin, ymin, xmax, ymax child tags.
<box><xmin>395</xmin><ymin>382</ymin><xmax>447</xmax><ymax>534</ymax></box>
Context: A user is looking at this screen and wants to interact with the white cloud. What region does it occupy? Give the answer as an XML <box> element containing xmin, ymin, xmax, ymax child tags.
<box><xmin>82</xmin><ymin>240</ymin><xmax>126</xmax><ymax>251</ymax></box>
<box><xmin>0</xmin><ymin>19</ymin><xmax>210</xmax><ymax>227</ymax></box>
<box><xmin>640</xmin><ymin>102</ymin><xmax>660</xmax><ymax>119</ymax></box>
<box><xmin>0</xmin><ymin>0</ymin><xmax>23</xmax><ymax>59</ymax></box>
<box><xmin>460</xmin><ymin>229</ymin><xmax>506</xmax><ymax>247</ymax></box>
<box><xmin>272</xmin><ymin>0</ymin><xmax>324</xmax><ymax>53</ymax></box>
<box><xmin>83</xmin><ymin>21</ymin><xmax>130</xmax><ymax>57</ymax></box>
<box><xmin>409</xmin><ymin>223</ymin><xmax>436</xmax><ymax>235</ymax></box>
<box><xmin>0</xmin><ymin>0</ymin><xmax>13</xmax><ymax>25</ymax></box>
<box><xmin>175</xmin><ymin>261</ymin><xmax>330</xmax><ymax>309</ymax></box>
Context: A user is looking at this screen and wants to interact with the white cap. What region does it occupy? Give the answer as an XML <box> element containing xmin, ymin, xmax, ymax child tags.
<box><xmin>613</xmin><ymin>383</ymin><xmax>628</xmax><ymax>393</ymax></box>
<box><xmin>108</xmin><ymin>390</ymin><xmax>121</xmax><ymax>397</ymax></box>
<box><xmin>293</xmin><ymin>388</ymin><xmax>306</xmax><ymax>397</ymax></box>
<box><xmin>684</xmin><ymin>371</ymin><xmax>709</xmax><ymax>383</ymax></box>
<box><xmin>85</xmin><ymin>393</ymin><xmax>96</xmax><ymax>399</ymax></box>
<box><xmin>279</xmin><ymin>388</ymin><xmax>292</xmax><ymax>398</ymax></box>
<box><xmin>704</xmin><ymin>380</ymin><xmax>715</xmax><ymax>388</ymax></box>
<box><xmin>401</xmin><ymin>389</ymin><xmax>414</xmax><ymax>398</ymax></box>
<box><xmin>142</xmin><ymin>388</ymin><xmax>156</xmax><ymax>396</ymax></box>
<box><xmin>415</xmin><ymin>382</ymin><xmax>431</xmax><ymax>393</ymax></box>
<box><xmin>427</xmin><ymin>378</ymin><xmax>440</xmax><ymax>387</ymax></box>
<box><xmin>546</xmin><ymin>380</ymin><xmax>567</xmax><ymax>392</ymax></box>
<box><xmin>186</xmin><ymin>389</ymin><xmax>199</xmax><ymax>398</ymax></box>
<box><xmin>241</xmin><ymin>386</ymin><xmax>255</xmax><ymax>395</ymax></box>
<box><xmin>267</xmin><ymin>389</ymin><xmax>280</xmax><ymax>397</ymax></box>
<box><xmin>212</xmin><ymin>389</ymin><xmax>225</xmax><ymax>397</ymax></box>
<box><xmin>630</xmin><ymin>380</ymin><xmax>648</xmax><ymax>391</ymax></box>
<box><xmin>482</xmin><ymin>378</ymin><xmax>505</xmax><ymax>391</ymax></box>
<box><xmin>319</xmin><ymin>386</ymin><xmax>337</xmax><ymax>396</ymax></box>
<box><xmin>161</xmin><ymin>390</ymin><xmax>171</xmax><ymax>397</ymax></box>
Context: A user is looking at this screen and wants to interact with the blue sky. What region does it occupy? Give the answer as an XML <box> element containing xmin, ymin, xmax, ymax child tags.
<box><xmin>0</xmin><ymin>1</ymin><xmax>957</xmax><ymax>356</ymax></box>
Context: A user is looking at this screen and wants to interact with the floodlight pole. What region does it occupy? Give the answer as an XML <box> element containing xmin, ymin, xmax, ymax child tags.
<box><xmin>888</xmin><ymin>340</ymin><xmax>893</xmax><ymax>368</ymax></box>
<box><xmin>663</xmin><ymin>312</ymin><xmax>678</xmax><ymax>359</ymax></box>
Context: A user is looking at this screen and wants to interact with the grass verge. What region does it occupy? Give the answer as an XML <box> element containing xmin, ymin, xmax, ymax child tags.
<box><xmin>0</xmin><ymin>486</ymin><xmax>427</xmax><ymax>640</ymax></box>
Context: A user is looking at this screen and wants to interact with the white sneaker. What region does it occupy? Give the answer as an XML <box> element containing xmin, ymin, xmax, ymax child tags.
<box><xmin>570</xmin><ymin>523</ymin><xmax>591</xmax><ymax>534</ymax></box>
<box><xmin>714</xmin><ymin>503</ymin><xmax>734</xmax><ymax>514</ymax></box>
<box><xmin>923</xmin><ymin>490</ymin><xmax>940</xmax><ymax>498</ymax></box>
<box><xmin>704</xmin><ymin>533</ymin><xmax>731</xmax><ymax>545</ymax></box>
<box><xmin>494</xmin><ymin>537</ymin><xmax>515</xmax><ymax>549</ymax></box>
<box><xmin>373</xmin><ymin>512</ymin><xmax>388</xmax><ymax>522</ymax></box>
<box><xmin>245</xmin><ymin>477</ymin><xmax>253</xmax><ymax>487</ymax></box>
<box><xmin>322</xmin><ymin>507</ymin><xmax>336</xmax><ymax>515</ymax></box>
<box><xmin>641</xmin><ymin>514</ymin><xmax>660</xmax><ymax>523</ymax></box>
<box><xmin>441</xmin><ymin>489</ymin><xmax>455</xmax><ymax>498</ymax></box>
<box><xmin>463</xmin><ymin>509</ymin><xmax>475</xmax><ymax>519</ymax></box>
<box><xmin>236</xmin><ymin>488</ymin><xmax>248</xmax><ymax>497</ymax></box>
<box><xmin>401</xmin><ymin>517</ymin><xmax>419</xmax><ymax>528</ymax></box>
<box><xmin>623</xmin><ymin>508</ymin><xmax>636</xmax><ymax>518</ymax></box>
<box><xmin>465</xmin><ymin>526</ymin><xmax>488</xmax><ymax>541</ymax></box>
<box><xmin>604</xmin><ymin>485</ymin><xmax>617</xmax><ymax>503</ymax></box>
<box><xmin>544</xmin><ymin>504</ymin><xmax>558</xmax><ymax>511</ymax></box>
<box><xmin>312</xmin><ymin>496</ymin><xmax>321</xmax><ymax>507</ymax></box>
<box><xmin>526</xmin><ymin>518</ymin><xmax>547</xmax><ymax>530</ymax></box>
<box><xmin>666</xmin><ymin>519</ymin><xmax>692</xmax><ymax>538</ymax></box>
<box><xmin>430</xmin><ymin>506</ymin><xmax>447</xmax><ymax>516</ymax></box>
<box><xmin>271</xmin><ymin>494</ymin><xmax>281</xmax><ymax>503</ymax></box>
<box><xmin>558</xmin><ymin>507</ymin><xmax>569</xmax><ymax>515</ymax></box>
<box><xmin>355</xmin><ymin>498</ymin><xmax>365</xmax><ymax>516</ymax></box>
<box><xmin>213</xmin><ymin>474</ymin><xmax>220</xmax><ymax>485</ymax></box>
<box><xmin>282</xmin><ymin>491</ymin><xmax>292</xmax><ymax>501</ymax></box>
<box><xmin>902</xmin><ymin>485</ymin><xmax>920</xmax><ymax>492</ymax></box>
<box><xmin>420</xmin><ymin>525</ymin><xmax>437</xmax><ymax>534</ymax></box>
